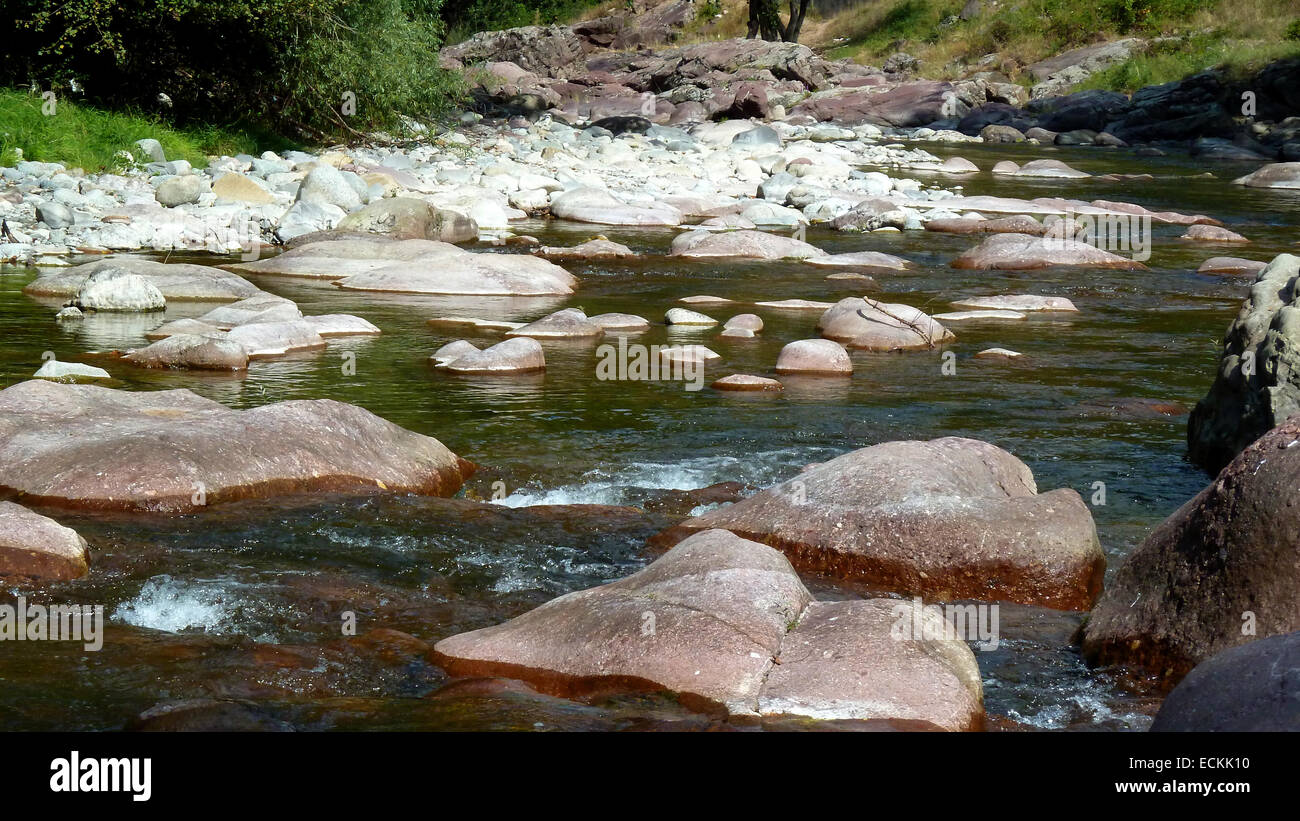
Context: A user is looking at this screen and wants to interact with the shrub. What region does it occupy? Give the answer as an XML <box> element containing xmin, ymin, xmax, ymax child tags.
<box><xmin>3</xmin><ymin>0</ymin><xmax>465</xmax><ymax>141</ymax></box>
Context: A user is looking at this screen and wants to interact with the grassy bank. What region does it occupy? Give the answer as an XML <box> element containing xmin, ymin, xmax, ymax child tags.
<box><xmin>681</xmin><ymin>0</ymin><xmax>1300</xmax><ymax>92</ymax></box>
<box><xmin>0</xmin><ymin>89</ymin><xmax>296</xmax><ymax>172</ymax></box>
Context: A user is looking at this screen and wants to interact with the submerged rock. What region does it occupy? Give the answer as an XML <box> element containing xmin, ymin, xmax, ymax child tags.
<box><xmin>1180</xmin><ymin>224</ymin><xmax>1249</xmax><ymax>243</ymax></box>
<box><xmin>432</xmin><ymin>529</ymin><xmax>982</xmax><ymax>728</ymax></box>
<box><xmin>1083</xmin><ymin>418</ymin><xmax>1300</xmax><ymax>682</ymax></box>
<box><xmin>506</xmin><ymin>308</ymin><xmax>604</xmax><ymax>339</ymax></box>
<box><xmin>712</xmin><ymin>374</ymin><xmax>782</xmax><ymax>392</ymax></box>
<box><xmin>33</xmin><ymin>360</ymin><xmax>112</xmax><ymax>382</ymax></box>
<box><xmin>652</xmin><ymin>437</ymin><xmax>1104</xmax><ymax>610</ymax></box>
<box><xmin>804</xmin><ymin>250</ymin><xmax>911</xmax><ymax>271</ymax></box>
<box><xmin>948</xmin><ymin>295</ymin><xmax>1078</xmax><ymax>312</ymax></box>
<box><xmin>1196</xmin><ymin>257</ymin><xmax>1266</xmax><ymax>276</ymax></box>
<box><xmin>535</xmin><ymin>238</ymin><xmax>636</xmax><ymax>260</ymax></box>
<box><xmin>0</xmin><ymin>501</ymin><xmax>90</xmax><ymax>582</ymax></box>
<box><xmin>0</xmin><ymin>380</ymin><xmax>471</xmax><ymax>512</ymax></box>
<box><xmin>1233</xmin><ymin>162</ymin><xmax>1300</xmax><ymax>189</ymax></box>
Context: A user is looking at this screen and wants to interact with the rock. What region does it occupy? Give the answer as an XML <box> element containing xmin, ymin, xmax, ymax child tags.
<box><xmin>75</xmin><ymin>269</ymin><xmax>165</xmax><ymax>312</ymax></box>
<box><xmin>432</xmin><ymin>528</ymin><xmax>982</xmax><ymax>727</ymax></box>
<box><xmin>974</xmin><ymin>348</ymin><xmax>1022</xmax><ymax>359</ymax></box>
<box><xmin>805</xmin><ymin>251</ymin><xmax>911</xmax><ymax>271</ymax></box>
<box><xmin>0</xmin><ymin>501</ymin><xmax>89</xmax><ymax>581</ymax></box>
<box><xmin>589</xmin><ymin>115</ymin><xmax>653</xmax><ymax>136</ymax></box>
<box><xmin>679</xmin><ymin>295</ymin><xmax>733</xmax><ymax>305</ymax></box>
<box><xmin>719</xmin><ymin>327</ymin><xmax>754</xmax><ymax>339</ymax></box>
<box><xmin>506</xmin><ymin>308</ymin><xmax>604</xmax><ymax>338</ymax></box>
<box><xmin>670</xmin><ymin>229</ymin><xmax>824</xmax><ymax>260</ymax></box>
<box><xmin>731</xmin><ymin>125</ymin><xmax>781</xmax><ymax>149</ymax></box>
<box><xmin>1027</xmin><ymin>38</ymin><xmax>1146</xmax><ymax>98</ymax></box>
<box><xmin>774</xmin><ymin>339</ymin><xmax>852</xmax><ymax>375</ymax></box>
<box><xmin>155</xmin><ymin>175</ymin><xmax>206</xmax><ymax>207</ymax></box>
<box><xmin>659</xmin><ymin>344</ymin><xmax>720</xmax><ymax>367</ymax></box>
<box><xmin>442</xmin><ymin>24</ymin><xmax>585</xmax><ymax>77</ymax></box>
<box><xmin>1151</xmin><ymin>632</ymin><xmax>1300</xmax><ymax>731</ymax></box>
<box><xmin>211</xmin><ymin>173</ymin><xmax>275</xmax><ymax>205</ymax></box>
<box><xmin>951</xmin><ymin>233</ymin><xmax>1146</xmax><ymax>270</ymax></box>
<box><xmin>33</xmin><ymin>360</ymin><xmax>112</xmax><ymax>382</ymax></box>
<box><xmin>229</xmin><ymin>238</ymin><xmax>577</xmax><ymax>296</ymax></box>
<box><xmin>818</xmin><ymin>297</ymin><xmax>954</xmax><ymax>351</ymax></box>
<box><xmin>36</xmin><ymin>201</ymin><xmax>74</xmax><ymax>229</ymax></box>
<box><xmin>925</xmin><ymin>215</ymin><xmax>1046</xmax><ymax>236</ymax></box>
<box><xmin>979</xmin><ymin>124</ymin><xmax>1025</xmax><ymax>143</ymax></box>
<box><xmin>588</xmin><ymin>312</ymin><xmax>650</xmax><ymax>332</ymax></box>
<box><xmin>653</xmin><ymin>437</ymin><xmax>1103</xmax><ymax>610</ymax></box>
<box><xmin>1232</xmin><ymin>162</ymin><xmax>1300</xmax><ymax>189</ymax></box>
<box><xmin>194</xmin><ymin>293</ymin><xmax>301</xmax><ymax>328</ymax></box>
<box><xmin>757</xmin><ymin>598</ymin><xmax>982</xmax><ymax>730</ymax></box>
<box><xmin>427</xmin><ymin>316</ymin><xmax>523</xmax><ymax>333</ymax></box>
<box><xmin>440</xmin><ymin>337</ymin><xmax>545</xmax><ymax>374</ymax></box>
<box><xmin>430</xmin><ymin>340</ymin><xmax>480</xmax><ymax>367</ymax></box>
<box><xmin>1196</xmin><ymin>257</ymin><xmax>1266</xmax><ymax>276</ymax></box>
<box><xmin>1083</xmin><ymin>418</ymin><xmax>1300</xmax><ymax>682</ymax></box>
<box><xmin>1181</xmin><ymin>224</ymin><xmax>1249</xmax><ymax>243</ymax></box>
<box><xmin>829</xmin><ymin>198</ymin><xmax>910</xmax><ymax>232</ymax></box>
<box><xmin>25</xmin><ymin>258</ymin><xmax>261</xmax><ymax>302</ymax></box>
<box><xmin>135</xmin><ymin>138</ymin><xmax>166</xmax><ymax>163</ymax></box>
<box><xmin>337</xmin><ymin>198</ymin><xmax>478</xmax><ymax>242</ymax></box>
<box><xmin>296</xmin><ymin>164</ymin><xmax>362</xmax><ymax>212</ymax></box>
<box><xmin>123</xmin><ymin>334</ymin><xmax>251</xmax><ymax>371</ymax></box>
<box><xmin>1007</xmin><ymin>159</ymin><xmax>1089</xmax><ymax>178</ymax></box>
<box><xmin>712</xmin><ymin>374</ymin><xmax>782</xmax><ymax>392</ymax></box>
<box><xmin>1188</xmin><ymin>254</ymin><xmax>1300</xmax><ymax>472</ymax></box>
<box><xmin>302</xmin><ymin>314</ymin><xmax>381</xmax><ymax>337</ymax></box>
<box><xmin>551</xmin><ymin>187</ymin><xmax>682</xmax><ymax>226</ymax></box>
<box><xmin>723</xmin><ymin>314</ymin><xmax>763</xmax><ymax>332</ymax></box>
<box><xmin>665</xmin><ymin>308</ymin><xmax>717</xmax><ymax>326</ymax></box>
<box><xmin>948</xmin><ymin>295</ymin><xmax>1078</xmax><ymax>312</ymax></box>
<box><xmin>792</xmin><ymin>81</ymin><xmax>962</xmax><ymax>127</ymax></box>
<box><xmin>535</xmin><ymin>238</ymin><xmax>636</xmax><ymax>260</ymax></box>
<box><xmin>224</xmin><ymin>320</ymin><xmax>327</xmax><ymax>357</ymax></box>
<box><xmin>933</xmin><ymin>310</ymin><xmax>1026</xmax><ymax>321</ymax></box>
<box><xmin>276</xmin><ymin>200</ymin><xmax>345</xmax><ymax>241</ymax></box>
<box><xmin>753</xmin><ymin>299</ymin><xmax>833</xmax><ymax>310</ymax></box>
<box><xmin>0</xmin><ymin>380</ymin><xmax>471</xmax><ymax>511</ymax></box>
<box><xmin>54</xmin><ymin>307</ymin><xmax>83</xmax><ymax>320</ymax></box>
<box><xmin>1053</xmin><ymin>129</ymin><xmax>1096</xmax><ymax>146</ymax></box>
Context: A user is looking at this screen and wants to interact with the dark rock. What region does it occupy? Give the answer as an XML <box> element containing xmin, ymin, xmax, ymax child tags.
<box><xmin>1151</xmin><ymin>632</ymin><xmax>1300</xmax><ymax>731</ymax></box>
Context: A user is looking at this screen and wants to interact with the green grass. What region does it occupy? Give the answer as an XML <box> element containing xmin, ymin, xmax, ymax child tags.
<box><xmin>1077</xmin><ymin>35</ymin><xmax>1300</xmax><ymax>93</ymax></box>
<box><xmin>0</xmin><ymin>89</ymin><xmax>298</xmax><ymax>172</ymax></box>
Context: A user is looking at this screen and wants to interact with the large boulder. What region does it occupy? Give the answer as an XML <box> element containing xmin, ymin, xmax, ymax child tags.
<box><xmin>0</xmin><ymin>501</ymin><xmax>90</xmax><ymax>582</ymax></box>
<box><xmin>227</xmin><ymin>238</ymin><xmax>577</xmax><ymax>296</ymax></box>
<box><xmin>1232</xmin><ymin>162</ymin><xmax>1300</xmax><ymax>190</ymax></box>
<box><xmin>1151</xmin><ymin>632</ymin><xmax>1300</xmax><ymax>731</ymax></box>
<box><xmin>951</xmin><ymin>233</ymin><xmax>1147</xmax><ymax>270</ymax></box>
<box><xmin>24</xmin><ymin>258</ymin><xmax>261</xmax><ymax>302</ymax></box>
<box><xmin>441</xmin><ymin>24</ymin><xmax>586</xmax><ymax>77</ymax></box>
<box><xmin>550</xmin><ymin>187</ymin><xmax>683</xmax><ymax>226</ymax></box>
<box><xmin>1082</xmin><ymin>417</ymin><xmax>1300</xmax><ymax>683</ymax></box>
<box><xmin>337</xmin><ymin>197</ymin><xmax>478</xmax><ymax>242</ymax></box>
<box><xmin>0</xmin><ymin>381</ymin><xmax>471</xmax><ymax>512</ymax></box>
<box><xmin>818</xmin><ymin>297</ymin><xmax>954</xmax><ymax>351</ymax></box>
<box><xmin>670</xmin><ymin>229</ymin><xmax>824</xmax><ymax>260</ymax></box>
<box><xmin>74</xmin><ymin>269</ymin><xmax>166</xmax><ymax>312</ymax></box>
<box><xmin>1188</xmin><ymin>254</ymin><xmax>1300</xmax><ymax>472</ymax></box>
<box><xmin>792</xmin><ymin>81</ymin><xmax>963</xmax><ymax>127</ymax></box>
<box><xmin>432</xmin><ymin>529</ymin><xmax>982</xmax><ymax>728</ymax></box>
<box><xmin>651</xmin><ymin>437</ymin><xmax>1104</xmax><ymax>610</ymax></box>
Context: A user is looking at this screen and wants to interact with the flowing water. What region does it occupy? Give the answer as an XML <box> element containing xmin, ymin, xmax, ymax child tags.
<box><xmin>2</xmin><ymin>141</ymin><xmax>1298</xmax><ymax>731</ymax></box>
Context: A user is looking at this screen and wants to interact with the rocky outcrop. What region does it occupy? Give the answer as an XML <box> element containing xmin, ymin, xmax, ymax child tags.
<box><xmin>0</xmin><ymin>501</ymin><xmax>90</xmax><ymax>581</ymax></box>
<box><xmin>432</xmin><ymin>529</ymin><xmax>983</xmax><ymax>728</ymax></box>
<box><xmin>1082</xmin><ymin>417</ymin><xmax>1300</xmax><ymax>683</ymax></box>
<box><xmin>1151</xmin><ymin>632</ymin><xmax>1300</xmax><ymax>731</ymax></box>
<box><xmin>652</xmin><ymin>437</ymin><xmax>1104</xmax><ymax>610</ymax></box>
<box><xmin>1188</xmin><ymin>254</ymin><xmax>1300</xmax><ymax>472</ymax></box>
<box><xmin>0</xmin><ymin>381</ymin><xmax>471</xmax><ymax>512</ymax></box>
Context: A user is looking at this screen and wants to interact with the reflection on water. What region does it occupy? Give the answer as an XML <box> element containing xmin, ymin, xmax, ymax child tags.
<box><xmin>1</xmin><ymin>141</ymin><xmax>1298</xmax><ymax>730</ymax></box>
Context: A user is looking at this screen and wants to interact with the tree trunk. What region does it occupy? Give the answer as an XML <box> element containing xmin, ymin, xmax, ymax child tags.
<box><xmin>748</xmin><ymin>0</ymin><xmax>811</xmax><ymax>42</ymax></box>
